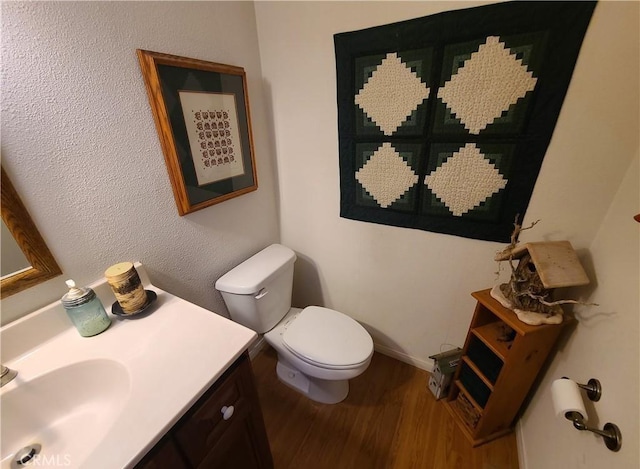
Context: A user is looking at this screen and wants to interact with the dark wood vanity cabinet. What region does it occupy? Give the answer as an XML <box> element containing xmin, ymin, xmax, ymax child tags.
<box><xmin>135</xmin><ymin>353</ymin><xmax>273</xmax><ymax>469</ymax></box>
<box><xmin>134</xmin><ymin>435</ymin><xmax>188</xmax><ymax>469</ymax></box>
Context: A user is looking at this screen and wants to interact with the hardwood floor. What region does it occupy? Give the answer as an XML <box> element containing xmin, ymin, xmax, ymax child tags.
<box><xmin>251</xmin><ymin>348</ymin><xmax>519</xmax><ymax>469</ymax></box>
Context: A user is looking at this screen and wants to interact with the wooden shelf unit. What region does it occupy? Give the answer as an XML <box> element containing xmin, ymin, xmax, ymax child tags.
<box><xmin>444</xmin><ymin>289</ymin><xmax>570</xmax><ymax>446</ymax></box>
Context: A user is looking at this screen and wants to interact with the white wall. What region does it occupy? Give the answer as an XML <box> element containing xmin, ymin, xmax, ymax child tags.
<box><xmin>515</xmin><ymin>5</ymin><xmax>640</xmax><ymax>466</ymax></box>
<box><xmin>517</xmin><ymin>8</ymin><xmax>640</xmax><ymax>466</ymax></box>
<box><xmin>519</xmin><ymin>152</ymin><xmax>639</xmax><ymax>468</ymax></box>
<box><xmin>254</xmin><ymin>0</ymin><xmax>638</xmax><ymax>368</ymax></box>
<box><xmin>255</xmin><ymin>1</ymin><xmax>639</xmax><ymax>466</ymax></box>
<box><xmin>1</xmin><ymin>1</ymin><xmax>279</xmax><ymax>325</ymax></box>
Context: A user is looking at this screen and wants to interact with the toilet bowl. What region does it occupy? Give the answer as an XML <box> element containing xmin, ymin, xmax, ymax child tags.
<box><xmin>264</xmin><ymin>307</ymin><xmax>373</xmax><ymax>403</ymax></box>
<box><xmin>215</xmin><ymin>244</ymin><xmax>374</xmax><ymax>404</ymax></box>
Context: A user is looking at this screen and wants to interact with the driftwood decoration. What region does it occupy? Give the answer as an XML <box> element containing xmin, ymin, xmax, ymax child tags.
<box><xmin>492</xmin><ymin>218</ymin><xmax>591</xmax><ymax>325</ymax></box>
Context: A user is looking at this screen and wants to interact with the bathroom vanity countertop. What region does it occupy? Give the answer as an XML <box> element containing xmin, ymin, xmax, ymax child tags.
<box><xmin>0</xmin><ymin>265</ymin><xmax>257</xmax><ymax>469</ymax></box>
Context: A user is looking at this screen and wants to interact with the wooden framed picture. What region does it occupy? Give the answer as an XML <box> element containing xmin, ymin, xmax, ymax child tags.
<box><xmin>137</xmin><ymin>50</ymin><xmax>258</xmax><ymax>215</ymax></box>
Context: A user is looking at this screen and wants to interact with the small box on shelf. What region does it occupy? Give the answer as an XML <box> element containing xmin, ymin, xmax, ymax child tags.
<box><xmin>428</xmin><ymin>348</ymin><xmax>462</xmax><ymax>399</ymax></box>
<box><xmin>428</xmin><ymin>374</ymin><xmax>449</xmax><ymax>399</ymax></box>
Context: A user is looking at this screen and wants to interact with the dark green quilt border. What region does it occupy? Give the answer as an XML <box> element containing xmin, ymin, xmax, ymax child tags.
<box><xmin>334</xmin><ymin>1</ymin><xmax>596</xmax><ymax>242</ymax></box>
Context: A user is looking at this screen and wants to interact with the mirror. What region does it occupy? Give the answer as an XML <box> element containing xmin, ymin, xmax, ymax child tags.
<box><xmin>1</xmin><ymin>167</ymin><xmax>62</xmax><ymax>298</ymax></box>
<box><xmin>1</xmin><ymin>220</ymin><xmax>30</xmax><ymax>275</ymax></box>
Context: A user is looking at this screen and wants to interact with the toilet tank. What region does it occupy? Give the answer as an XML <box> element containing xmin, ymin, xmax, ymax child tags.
<box><xmin>215</xmin><ymin>244</ymin><xmax>296</xmax><ymax>333</ymax></box>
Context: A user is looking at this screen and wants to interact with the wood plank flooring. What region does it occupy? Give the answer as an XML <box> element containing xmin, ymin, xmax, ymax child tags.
<box><xmin>251</xmin><ymin>348</ymin><xmax>519</xmax><ymax>469</ymax></box>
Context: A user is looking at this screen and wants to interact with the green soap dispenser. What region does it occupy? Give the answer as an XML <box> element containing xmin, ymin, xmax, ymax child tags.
<box><xmin>61</xmin><ymin>279</ymin><xmax>111</xmax><ymax>337</ymax></box>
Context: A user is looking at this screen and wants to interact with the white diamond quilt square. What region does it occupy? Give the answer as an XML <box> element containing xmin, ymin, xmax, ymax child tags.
<box><xmin>354</xmin><ymin>49</ymin><xmax>433</xmax><ymax>137</ymax></box>
<box><xmin>433</xmin><ymin>32</ymin><xmax>547</xmax><ymax>136</ymax></box>
<box><xmin>423</xmin><ymin>143</ymin><xmax>515</xmax><ymax>221</ymax></box>
<box><xmin>355</xmin><ymin>142</ymin><xmax>423</xmax><ymax>211</ymax></box>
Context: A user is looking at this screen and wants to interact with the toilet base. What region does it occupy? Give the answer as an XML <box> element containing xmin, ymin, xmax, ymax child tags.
<box><xmin>276</xmin><ymin>359</ymin><xmax>349</xmax><ymax>404</ymax></box>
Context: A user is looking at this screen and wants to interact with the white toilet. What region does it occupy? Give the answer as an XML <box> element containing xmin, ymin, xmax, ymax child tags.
<box><xmin>215</xmin><ymin>244</ymin><xmax>374</xmax><ymax>404</ymax></box>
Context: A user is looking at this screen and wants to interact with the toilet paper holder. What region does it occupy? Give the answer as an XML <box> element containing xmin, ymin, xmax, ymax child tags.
<box><xmin>560</xmin><ymin>377</ymin><xmax>622</xmax><ymax>452</ymax></box>
<box><xmin>569</xmin><ymin>377</ymin><xmax>601</xmax><ymax>401</ymax></box>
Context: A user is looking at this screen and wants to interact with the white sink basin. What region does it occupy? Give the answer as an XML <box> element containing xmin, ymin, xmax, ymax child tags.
<box><xmin>1</xmin><ymin>359</ymin><xmax>130</xmax><ymax>468</ymax></box>
<box><xmin>0</xmin><ymin>265</ymin><xmax>257</xmax><ymax>468</ymax></box>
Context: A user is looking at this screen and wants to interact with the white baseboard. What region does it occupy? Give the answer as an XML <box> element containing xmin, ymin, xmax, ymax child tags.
<box><xmin>249</xmin><ymin>337</ymin><xmax>434</xmax><ymax>374</ymax></box>
<box><xmin>374</xmin><ymin>343</ymin><xmax>434</xmax><ymax>373</ymax></box>
<box><xmin>248</xmin><ymin>336</ymin><xmax>268</xmax><ymax>359</ymax></box>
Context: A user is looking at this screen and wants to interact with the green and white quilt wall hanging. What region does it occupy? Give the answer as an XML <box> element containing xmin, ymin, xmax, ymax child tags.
<box><xmin>334</xmin><ymin>1</ymin><xmax>596</xmax><ymax>242</ymax></box>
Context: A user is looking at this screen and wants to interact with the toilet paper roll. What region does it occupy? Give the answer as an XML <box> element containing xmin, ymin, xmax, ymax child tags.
<box><xmin>551</xmin><ymin>378</ymin><xmax>587</xmax><ymax>419</ymax></box>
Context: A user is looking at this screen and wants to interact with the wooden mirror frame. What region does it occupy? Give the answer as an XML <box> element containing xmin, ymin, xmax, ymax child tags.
<box><xmin>1</xmin><ymin>167</ymin><xmax>62</xmax><ymax>298</ymax></box>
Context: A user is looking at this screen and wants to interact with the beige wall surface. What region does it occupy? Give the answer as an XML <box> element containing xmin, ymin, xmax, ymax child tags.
<box><xmin>516</xmin><ymin>5</ymin><xmax>640</xmax><ymax>467</ymax></box>
<box><xmin>520</xmin><ymin>152</ymin><xmax>639</xmax><ymax>468</ymax></box>
<box><xmin>254</xmin><ymin>0</ymin><xmax>638</xmax><ymax>364</ymax></box>
<box><xmin>255</xmin><ymin>2</ymin><xmax>639</xmax><ymax>466</ymax></box>
<box><xmin>1</xmin><ymin>1</ymin><xmax>280</xmax><ymax>324</ymax></box>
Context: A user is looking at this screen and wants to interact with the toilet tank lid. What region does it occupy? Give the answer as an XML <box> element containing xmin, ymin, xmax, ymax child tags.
<box><xmin>215</xmin><ymin>244</ymin><xmax>296</xmax><ymax>295</ymax></box>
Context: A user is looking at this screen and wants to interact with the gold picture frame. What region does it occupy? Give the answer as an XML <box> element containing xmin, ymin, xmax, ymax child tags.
<box><xmin>137</xmin><ymin>50</ymin><xmax>258</xmax><ymax>215</ymax></box>
<box><xmin>1</xmin><ymin>167</ymin><xmax>62</xmax><ymax>298</ymax></box>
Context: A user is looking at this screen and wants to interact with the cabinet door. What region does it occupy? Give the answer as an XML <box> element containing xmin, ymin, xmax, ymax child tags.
<box><xmin>135</xmin><ymin>435</ymin><xmax>188</xmax><ymax>469</ymax></box>
<box><xmin>197</xmin><ymin>408</ymin><xmax>271</xmax><ymax>469</ymax></box>
<box><xmin>175</xmin><ymin>355</ymin><xmax>273</xmax><ymax>469</ymax></box>
<box><xmin>176</xmin><ymin>364</ymin><xmax>244</xmax><ymax>465</ymax></box>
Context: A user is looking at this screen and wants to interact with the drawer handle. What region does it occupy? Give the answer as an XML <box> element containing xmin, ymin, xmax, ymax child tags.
<box><xmin>221</xmin><ymin>405</ymin><xmax>235</xmax><ymax>421</ymax></box>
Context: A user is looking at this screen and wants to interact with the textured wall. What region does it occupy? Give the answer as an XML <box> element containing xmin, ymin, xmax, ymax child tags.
<box><xmin>1</xmin><ymin>2</ymin><xmax>279</xmax><ymax>324</ymax></box>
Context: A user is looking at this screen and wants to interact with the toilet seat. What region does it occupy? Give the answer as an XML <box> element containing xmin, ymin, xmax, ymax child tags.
<box><xmin>282</xmin><ymin>306</ymin><xmax>373</xmax><ymax>370</ymax></box>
